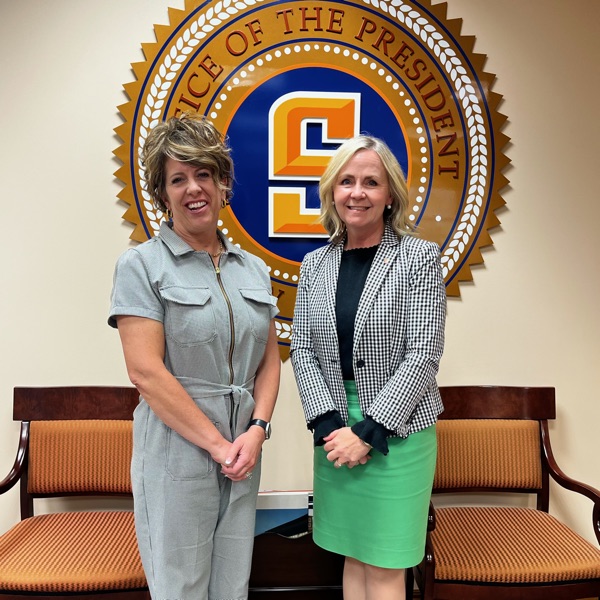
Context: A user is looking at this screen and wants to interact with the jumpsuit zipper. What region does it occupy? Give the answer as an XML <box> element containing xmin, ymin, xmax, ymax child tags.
<box><xmin>213</xmin><ymin>254</ymin><xmax>237</xmax><ymax>431</ymax></box>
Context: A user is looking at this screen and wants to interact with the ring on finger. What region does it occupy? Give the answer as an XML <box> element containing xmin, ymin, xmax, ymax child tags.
<box><xmin>334</xmin><ymin>460</ymin><xmax>342</xmax><ymax>469</ymax></box>
<box><xmin>245</xmin><ymin>472</ymin><xmax>253</xmax><ymax>479</ymax></box>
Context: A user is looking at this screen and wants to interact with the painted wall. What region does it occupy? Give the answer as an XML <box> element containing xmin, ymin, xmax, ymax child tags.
<box><xmin>0</xmin><ymin>0</ymin><xmax>598</xmax><ymax>544</ymax></box>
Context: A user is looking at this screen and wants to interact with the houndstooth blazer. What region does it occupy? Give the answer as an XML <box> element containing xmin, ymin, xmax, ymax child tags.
<box><xmin>290</xmin><ymin>223</ymin><xmax>446</xmax><ymax>438</ymax></box>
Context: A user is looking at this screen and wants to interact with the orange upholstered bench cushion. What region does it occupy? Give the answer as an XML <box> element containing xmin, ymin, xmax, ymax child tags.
<box><xmin>432</xmin><ymin>506</ymin><xmax>600</xmax><ymax>583</ymax></box>
<box><xmin>434</xmin><ymin>420</ymin><xmax>542</xmax><ymax>490</ymax></box>
<box><xmin>28</xmin><ymin>420</ymin><xmax>133</xmax><ymax>494</ymax></box>
<box><xmin>0</xmin><ymin>511</ymin><xmax>146</xmax><ymax>592</ymax></box>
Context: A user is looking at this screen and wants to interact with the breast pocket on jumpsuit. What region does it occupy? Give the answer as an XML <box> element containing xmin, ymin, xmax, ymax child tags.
<box><xmin>239</xmin><ymin>287</ymin><xmax>276</xmax><ymax>344</ymax></box>
<box><xmin>161</xmin><ymin>285</ymin><xmax>216</xmax><ymax>346</ymax></box>
<box><xmin>160</xmin><ymin>285</ymin><xmax>219</xmax><ymax>479</ymax></box>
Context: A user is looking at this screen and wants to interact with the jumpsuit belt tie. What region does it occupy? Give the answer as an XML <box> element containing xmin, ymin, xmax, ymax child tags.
<box><xmin>175</xmin><ymin>375</ymin><xmax>257</xmax><ymax>503</ymax></box>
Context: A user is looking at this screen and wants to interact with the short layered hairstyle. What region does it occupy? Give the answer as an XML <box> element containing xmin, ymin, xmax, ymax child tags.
<box><xmin>140</xmin><ymin>112</ymin><xmax>234</xmax><ymax>213</ymax></box>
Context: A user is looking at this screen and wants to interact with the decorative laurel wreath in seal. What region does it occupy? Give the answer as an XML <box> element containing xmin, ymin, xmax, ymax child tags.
<box><xmin>115</xmin><ymin>0</ymin><xmax>509</xmax><ymax>359</ymax></box>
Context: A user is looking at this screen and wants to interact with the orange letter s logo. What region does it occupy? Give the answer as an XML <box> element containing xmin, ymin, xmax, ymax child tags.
<box><xmin>268</xmin><ymin>92</ymin><xmax>360</xmax><ymax>237</ymax></box>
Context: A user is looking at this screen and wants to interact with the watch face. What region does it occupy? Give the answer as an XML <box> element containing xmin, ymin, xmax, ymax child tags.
<box><xmin>264</xmin><ymin>422</ymin><xmax>272</xmax><ymax>440</ymax></box>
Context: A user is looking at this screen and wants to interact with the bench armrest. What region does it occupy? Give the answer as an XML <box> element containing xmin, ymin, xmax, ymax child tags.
<box><xmin>0</xmin><ymin>422</ymin><xmax>28</xmax><ymax>495</ymax></box>
<box><xmin>541</xmin><ymin>421</ymin><xmax>600</xmax><ymax>544</ymax></box>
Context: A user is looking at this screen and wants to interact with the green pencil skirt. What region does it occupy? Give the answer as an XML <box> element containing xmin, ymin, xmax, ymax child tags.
<box><xmin>312</xmin><ymin>380</ymin><xmax>437</xmax><ymax>568</ymax></box>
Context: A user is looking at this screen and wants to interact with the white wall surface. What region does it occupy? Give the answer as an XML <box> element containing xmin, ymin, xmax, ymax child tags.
<box><xmin>0</xmin><ymin>0</ymin><xmax>598</xmax><ymax>544</ymax></box>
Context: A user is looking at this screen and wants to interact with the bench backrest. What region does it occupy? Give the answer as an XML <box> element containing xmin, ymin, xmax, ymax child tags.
<box><xmin>28</xmin><ymin>419</ymin><xmax>133</xmax><ymax>495</ymax></box>
<box><xmin>12</xmin><ymin>386</ymin><xmax>140</xmax><ymax>519</ymax></box>
<box><xmin>435</xmin><ymin>386</ymin><xmax>556</xmax><ymax>509</ymax></box>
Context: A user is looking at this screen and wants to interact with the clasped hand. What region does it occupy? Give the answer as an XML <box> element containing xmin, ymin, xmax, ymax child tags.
<box><xmin>323</xmin><ymin>426</ymin><xmax>372</xmax><ymax>469</ymax></box>
<box><xmin>215</xmin><ymin>428</ymin><xmax>264</xmax><ymax>481</ymax></box>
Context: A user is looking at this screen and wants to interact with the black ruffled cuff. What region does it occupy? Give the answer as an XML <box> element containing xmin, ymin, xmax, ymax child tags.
<box><xmin>351</xmin><ymin>417</ymin><xmax>391</xmax><ymax>455</ymax></box>
<box><xmin>307</xmin><ymin>411</ymin><xmax>345</xmax><ymax>446</ymax></box>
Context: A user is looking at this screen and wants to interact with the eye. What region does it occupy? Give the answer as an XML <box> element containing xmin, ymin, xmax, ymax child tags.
<box><xmin>339</xmin><ymin>177</ymin><xmax>352</xmax><ymax>185</ymax></box>
<box><xmin>170</xmin><ymin>175</ymin><xmax>184</xmax><ymax>185</ymax></box>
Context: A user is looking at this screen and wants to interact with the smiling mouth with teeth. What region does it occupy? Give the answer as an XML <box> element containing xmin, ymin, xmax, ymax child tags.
<box><xmin>188</xmin><ymin>201</ymin><xmax>207</xmax><ymax>210</ymax></box>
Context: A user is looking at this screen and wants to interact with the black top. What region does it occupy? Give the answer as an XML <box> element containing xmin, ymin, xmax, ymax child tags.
<box><xmin>307</xmin><ymin>243</ymin><xmax>392</xmax><ymax>455</ymax></box>
<box><xmin>335</xmin><ymin>245</ymin><xmax>378</xmax><ymax>380</ymax></box>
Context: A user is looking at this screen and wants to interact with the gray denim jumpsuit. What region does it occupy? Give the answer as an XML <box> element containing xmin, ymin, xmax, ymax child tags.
<box><xmin>109</xmin><ymin>222</ymin><xmax>278</xmax><ymax>599</ymax></box>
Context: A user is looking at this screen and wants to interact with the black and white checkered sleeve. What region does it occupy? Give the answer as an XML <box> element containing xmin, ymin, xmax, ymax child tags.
<box><xmin>367</xmin><ymin>240</ymin><xmax>446</xmax><ymax>432</ymax></box>
<box><xmin>290</xmin><ymin>252</ymin><xmax>338</xmax><ymax>424</ymax></box>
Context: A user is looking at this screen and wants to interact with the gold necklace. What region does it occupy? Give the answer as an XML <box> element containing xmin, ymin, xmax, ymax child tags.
<box><xmin>211</xmin><ymin>236</ymin><xmax>224</xmax><ymax>258</ymax></box>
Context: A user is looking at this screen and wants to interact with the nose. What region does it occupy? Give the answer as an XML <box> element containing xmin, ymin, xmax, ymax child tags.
<box><xmin>351</xmin><ymin>183</ymin><xmax>366</xmax><ymax>198</ymax></box>
<box><xmin>187</xmin><ymin>178</ymin><xmax>202</xmax><ymax>194</ymax></box>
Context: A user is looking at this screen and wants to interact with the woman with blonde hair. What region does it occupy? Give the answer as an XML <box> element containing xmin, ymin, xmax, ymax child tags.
<box><xmin>291</xmin><ymin>134</ymin><xmax>446</xmax><ymax>599</ymax></box>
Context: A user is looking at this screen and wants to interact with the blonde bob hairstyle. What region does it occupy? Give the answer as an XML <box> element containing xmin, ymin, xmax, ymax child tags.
<box><xmin>319</xmin><ymin>135</ymin><xmax>414</xmax><ymax>244</ymax></box>
<box><xmin>140</xmin><ymin>112</ymin><xmax>234</xmax><ymax>213</ymax></box>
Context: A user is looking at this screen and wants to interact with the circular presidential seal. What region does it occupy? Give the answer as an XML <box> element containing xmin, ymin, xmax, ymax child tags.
<box><xmin>115</xmin><ymin>0</ymin><xmax>509</xmax><ymax>360</ymax></box>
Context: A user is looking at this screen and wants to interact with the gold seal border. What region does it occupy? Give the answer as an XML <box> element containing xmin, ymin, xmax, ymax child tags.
<box><xmin>114</xmin><ymin>0</ymin><xmax>510</xmax><ymax>357</ymax></box>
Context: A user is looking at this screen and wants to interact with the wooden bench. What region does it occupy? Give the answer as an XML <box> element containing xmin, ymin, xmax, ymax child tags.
<box><xmin>0</xmin><ymin>387</ymin><xmax>149</xmax><ymax>600</ymax></box>
<box><xmin>0</xmin><ymin>386</ymin><xmax>345</xmax><ymax>598</ymax></box>
<box><xmin>0</xmin><ymin>386</ymin><xmax>147</xmax><ymax>599</ymax></box>
<box><xmin>413</xmin><ymin>385</ymin><xmax>600</xmax><ymax>600</ymax></box>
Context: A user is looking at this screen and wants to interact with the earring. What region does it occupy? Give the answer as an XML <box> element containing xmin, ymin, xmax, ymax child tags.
<box><xmin>386</xmin><ymin>204</ymin><xmax>392</xmax><ymax>210</ymax></box>
<box><xmin>220</xmin><ymin>190</ymin><xmax>231</xmax><ymax>209</ymax></box>
<box><xmin>165</xmin><ymin>208</ymin><xmax>173</xmax><ymax>220</ymax></box>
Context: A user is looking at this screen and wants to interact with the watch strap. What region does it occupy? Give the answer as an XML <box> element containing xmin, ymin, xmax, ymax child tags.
<box><xmin>248</xmin><ymin>418</ymin><xmax>271</xmax><ymax>439</ymax></box>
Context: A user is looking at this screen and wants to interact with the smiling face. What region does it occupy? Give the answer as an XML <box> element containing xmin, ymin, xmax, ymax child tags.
<box><xmin>163</xmin><ymin>158</ymin><xmax>224</xmax><ymax>249</ymax></box>
<box><xmin>333</xmin><ymin>149</ymin><xmax>392</xmax><ymax>249</ymax></box>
